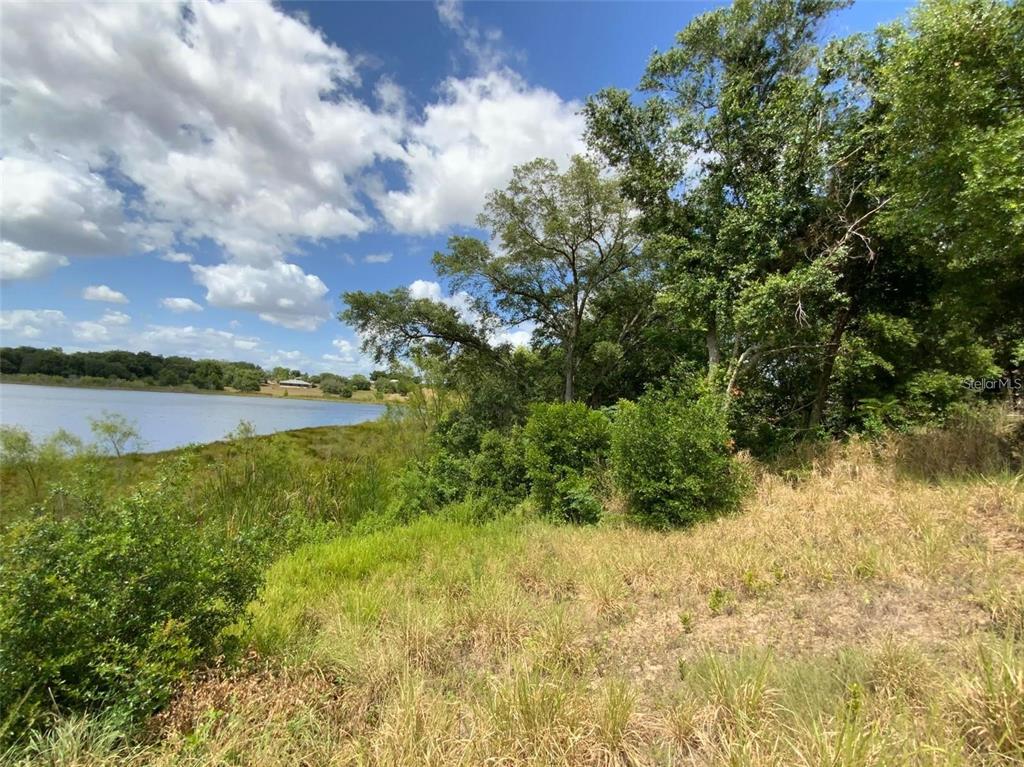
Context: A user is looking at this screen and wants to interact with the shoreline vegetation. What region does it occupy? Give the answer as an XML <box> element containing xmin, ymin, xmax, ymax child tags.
<box><xmin>1</xmin><ymin>408</ymin><xmax>1022</xmax><ymax>764</ymax></box>
<box><xmin>0</xmin><ymin>374</ymin><xmax>406</xmax><ymax>404</ymax></box>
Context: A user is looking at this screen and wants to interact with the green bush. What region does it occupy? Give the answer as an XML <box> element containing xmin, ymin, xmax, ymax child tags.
<box><xmin>319</xmin><ymin>375</ymin><xmax>350</xmax><ymax>396</ymax></box>
<box><xmin>548</xmin><ymin>474</ymin><xmax>603</xmax><ymax>525</ymax></box>
<box><xmin>469</xmin><ymin>428</ymin><xmax>530</xmax><ymax>510</ymax></box>
<box><xmin>611</xmin><ymin>389</ymin><xmax>746</xmax><ymax>528</ymax></box>
<box><xmin>0</xmin><ymin>462</ymin><xmax>262</xmax><ymax>741</ymax></box>
<box><xmin>523</xmin><ymin>402</ymin><xmax>610</xmax><ymax>522</ymax></box>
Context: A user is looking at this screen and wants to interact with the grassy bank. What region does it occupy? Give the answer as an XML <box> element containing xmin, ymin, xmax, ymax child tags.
<box><xmin>0</xmin><ymin>418</ymin><xmax>418</xmax><ymax>527</ymax></box>
<box><xmin>6</xmin><ymin>435</ymin><xmax>1022</xmax><ymax>766</ymax></box>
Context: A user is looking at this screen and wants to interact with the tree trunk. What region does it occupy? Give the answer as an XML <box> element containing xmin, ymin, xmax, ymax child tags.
<box><xmin>563</xmin><ymin>339</ymin><xmax>575</xmax><ymax>402</ymax></box>
<box><xmin>808</xmin><ymin>308</ymin><xmax>851</xmax><ymax>430</ymax></box>
<box><xmin>706</xmin><ymin>322</ymin><xmax>720</xmax><ymax>383</ymax></box>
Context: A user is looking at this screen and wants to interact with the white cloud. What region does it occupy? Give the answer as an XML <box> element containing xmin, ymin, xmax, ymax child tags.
<box><xmin>407</xmin><ymin>279</ymin><xmax>533</xmax><ymax>348</ymax></box>
<box><xmin>363</xmin><ymin>253</ymin><xmax>393</xmax><ymax>264</ymax></box>
<box><xmin>0</xmin><ymin>156</ymin><xmax>136</xmax><ymax>260</ymax></box>
<box><xmin>161</xmin><ymin>297</ymin><xmax>204</xmax><ymax>313</ymax></box>
<box><xmin>493</xmin><ymin>322</ymin><xmax>535</xmax><ymax>349</ymax></box>
<box><xmin>82</xmin><ymin>285</ymin><xmax>129</xmax><ymax>304</ymax></box>
<box><xmin>0</xmin><ymin>241</ymin><xmax>69</xmax><ymax>280</ymax></box>
<box><xmin>137</xmin><ymin>325</ymin><xmax>264</xmax><ymax>359</ymax></box>
<box><xmin>190</xmin><ymin>261</ymin><xmax>330</xmax><ymax>331</ymax></box>
<box><xmin>100</xmin><ymin>310</ymin><xmax>132</xmax><ymax>326</ymax></box>
<box><xmin>436</xmin><ymin>0</ymin><xmax>509</xmax><ymax>72</ymax></box>
<box><xmin>381</xmin><ymin>71</ymin><xmax>585</xmax><ymax>233</ymax></box>
<box><xmin>0</xmin><ymin>0</ymin><xmax>587</xmax><ymax>333</ymax></box>
<box><xmin>408</xmin><ymin>279</ymin><xmax>476</xmax><ymax>321</ymax></box>
<box><xmin>408</xmin><ymin>279</ymin><xmax>444</xmax><ymax>302</ymax></box>
<box><xmin>1</xmin><ymin>1</ymin><xmax>406</xmax><ymax>269</ymax></box>
<box><xmin>0</xmin><ymin>305</ymin><xmax>280</xmax><ymax>365</ymax></box>
<box><xmin>72</xmin><ymin>320</ymin><xmax>112</xmax><ymax>343</ymax></box>
<box><xmin>320</xmin><ymin>336</ymin><xmax>373</xmax><ymax>375</ymax></box>
<box><xmin>0</xmin><ymin>309</ymin><xmax>67</xmax><ymax>341</ymax></box>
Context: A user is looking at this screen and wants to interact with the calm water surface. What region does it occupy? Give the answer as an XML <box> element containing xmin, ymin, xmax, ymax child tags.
<box><xmin>0</xmin><ymin>384</ymin><xmax>387</xmax><ymax>453</ymax></box>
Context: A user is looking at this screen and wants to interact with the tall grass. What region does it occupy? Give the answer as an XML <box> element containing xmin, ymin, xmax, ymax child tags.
<box><xmin>3</xmin><ymin>413</ymin><xmax>1022</xmax><ymax>765</ymax></box>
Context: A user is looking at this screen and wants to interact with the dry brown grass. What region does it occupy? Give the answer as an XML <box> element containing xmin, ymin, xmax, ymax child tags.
<box><xmin>7</xmin><ymin>437</ymin><xmax>1023</xmax><ymax>766</ymax></box>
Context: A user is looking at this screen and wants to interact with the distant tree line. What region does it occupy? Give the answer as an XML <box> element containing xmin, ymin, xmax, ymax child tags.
<box><xmin>0</xmin><ymin>346</ymin><xmax>268</xmax><ymax>392</ymax></box>
<box><xmin>0</xmin><ymin>345</ymin><xmax>419</xmax><ymax>396</ymax></box>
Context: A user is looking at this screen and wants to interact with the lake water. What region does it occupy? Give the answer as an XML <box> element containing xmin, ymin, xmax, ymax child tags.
<box><xmin>0</xmin><ymin>384</ymin><xmax>387</xmax><ymax>453</ymax></box>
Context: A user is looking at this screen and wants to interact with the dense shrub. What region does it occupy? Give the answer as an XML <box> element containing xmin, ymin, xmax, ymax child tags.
<box><xmin>0</xmin><ymin>462</ymin><xmax>263</xmax><ymax>741</ymax></box>
<box><xmin>524</xmin><ymin>402</ymin><xmax>610</xmax><ymax>522</ymax></box>
<box><xmin>319</xmin><ymin>376</ymin><xmax>350</xmax><ymax>396</ymax></box>
<box><xmin>469</xmin><ymin>428</ymin><xmax>530</xmax><ymax>509</ymax></box>
<box><xmin>611</xmin><ymin>389</ymin><xmax>746</xmax><ymax>528</ymax></box>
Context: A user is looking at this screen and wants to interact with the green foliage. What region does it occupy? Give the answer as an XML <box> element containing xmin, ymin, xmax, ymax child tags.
<box><xmin>87</xmin><ymin>411</ymin><xmax>140</xmax><ymax>457</ymax></box>
<box><xmin>469</xmin><ymin>428</ymin><xmax>530</xmax><ymax>509</ymax></box>
<box><xmin>319</xmin><ymin>375</ymin><xmax>354</xmax><ymax>397</ymax></box>
<box><xmin>611</xmin><ymin>389</ymin><xmax>746</xmax><ymax>528</ymax></box>
<box><xmin>873</xmin><ymin>0</ymin><xmax>1024</xmax><ymax>371</ymax></box>
<box><xmin>227</xmin><ymin>367</ymin><xmax>262</xmax><ymax>392</ymax></box>
<box><xmin>0</xmin><ymin>347</ymin><xmax>270</xmax><ymax>392</ymax></box>
<box><xmin>523</xmin><ymin>402</ymin><xmax>610</xmax><ymax>522</ymax></box>
<box><xmin>0</xmin><ymin>464</ymin><xmax>262</xmax><ymax>741</ymax></box>
<box><xmin>189</xmin><ymin>360</ymin><xmax>224</xmax><ymax>390</ymax></box>
<box><xmin>0</xmin><ymin>426</ymin><xmax>81</xmax><ymax>502</ymax></box>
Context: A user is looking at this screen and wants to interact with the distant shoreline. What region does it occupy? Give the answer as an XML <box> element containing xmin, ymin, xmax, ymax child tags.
<box><xmin>0</xmin><ymin>375</ymin><xmax>400</xmax><ymax>405</ymax></box>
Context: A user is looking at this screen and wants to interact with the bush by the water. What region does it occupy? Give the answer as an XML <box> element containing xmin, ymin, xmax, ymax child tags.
<box><xmin>0</xmin><ymin>459</ymin><xmax>263</xmax><ymax>741</ymax></box>
<box><xmin>524</xmin><ymin>402</ymin><xmax>610</xmax><ymax>523</ymax></box>
<box><xmin>469</xmin><ymin>428</ymin><xmax>530</xmax><ymax>509</ymax></box>
<box><xmin>611</xmin><ymin>389</ymin><xmax>747</xmax><ymax>527</ymax></box>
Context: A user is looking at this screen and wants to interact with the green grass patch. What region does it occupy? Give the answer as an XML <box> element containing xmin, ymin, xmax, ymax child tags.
<box><xmin>248</xmin><ymin>516</ymin><xmax>526</xmax><ymax>657</ymax></box>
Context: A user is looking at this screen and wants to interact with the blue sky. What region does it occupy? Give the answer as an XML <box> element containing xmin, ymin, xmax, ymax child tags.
<box><xmin>0</xmin><ymin>0</ymin><xmax>914</xmax><ymax>375</ymax></box>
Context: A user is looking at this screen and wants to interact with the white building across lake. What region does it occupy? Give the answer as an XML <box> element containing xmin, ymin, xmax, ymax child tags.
<box><xmin>279</xmin><ymin>379</ymin><xmax>313</xmax><ymax>388</ymax></box>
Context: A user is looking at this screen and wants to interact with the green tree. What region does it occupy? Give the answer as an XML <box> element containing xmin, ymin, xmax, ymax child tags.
<box><xmin>88</xmin><ymin>411</ymin><xmax>140</xmax><ymax>458</ymax></box>
<box><xmin>871</xmin><ymin>0</ymin><xmax>1024</xmax><ymax>375</ymax></box>
<box><xmin>228</xmin><ymin>368</ymin><xmax>263</xmax><ymax>392</ymax></box>
<box><xmin>190</xmin><ymin>360</ymin><xmax>225</xmax><ymax>390</ymax></box>
<box><xmin>0</xmin><ymin>426</ymin><xmax>81</xmax><ymax>501</ymax></box>
<box><xmin>350</xmin><ymin>374</ymin><xmax>372</xmax><ymax>391</ymax></box>
<box><xmin>436</xmin><ymin>156</ymin><xmax>641</xmax><ymax>402</ymax></box>
<box><xmin>586</xmin><ymin>0</ymin><xmax>852</xmax><ymax>413</ymax></box>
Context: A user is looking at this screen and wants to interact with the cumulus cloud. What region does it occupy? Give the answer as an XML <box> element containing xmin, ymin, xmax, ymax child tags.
<box><xmin>137</xmin><ymin>325</ymin><xmax>264</xmax><ymax>358</ymax></box>
<box><xmin>190</xmin><ymin>261</ymin><xmax>330</xmax><ymax>331</ymax></box>
<box><xmin>0</xmin><ymin>307</ymin><xmax>129</xmax><ymax>345</ymax></box>
<box><xmin>320</xmin><ymin>336</ymin><xmax>373</xmax><ymax>375</ymax></box>
<box><xmin>82</xmin><ymin>285</ymin><xmax>129</xmax><ymax>304</ymax></box>
<box><xmin>161</xmin><ymin>297</ymin><xmax>204</xmax><ymax>313</ymax></box>
<box><xmin>100</xmin><ymin>310</ymin><xmax>132</xmax><ymax>326</ymax></box>
<box><xmin>493</xmin><ymin>322</ymin><xmax>535</xmax><ymax>349</ymax></box>
<box><xmin>0</xmin><ymin>1</ymin><xmax>405</xmax><ymax>269</ymax></box>
<box><xmin>0</xmin><ymin>309</ymin><xmax>68</xmax><ymax>341</ymax></box>
<box><xmin>0</xmin><ymin>242</ymin><xmax>69</xmax><ymax>280</ymax></box>
<box><xmin>408</xmin><ymin>278</ymin><xmax>477</xmax><ymax>322</ymax></box>
<box><xmin>1</xmin><ymin>0</ymin><xmax>586</xmax><ymax>328</ymax></box>
<box><xmin>407</xmin><ymin>279</ymin><xmax>534</xmax><ymax>348</ymax></box>
<box><xmin>0</xmin><ymin>306</ymin><xmax>268</xmax><ymax>362</ymax></box>
<box><xmin>363</xmin><ymin>253</ymin><xmax>393</xmax><ymax>264</ymax></box>
<box><xmin>0</xmin><ymin>156</ymin><xmax>135</xmax><ymax>259</ymax></box>
<box><xmin>381</xmin><ymin>71</ymin><xmax>585</xmax><ymax>233</ymax></box>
